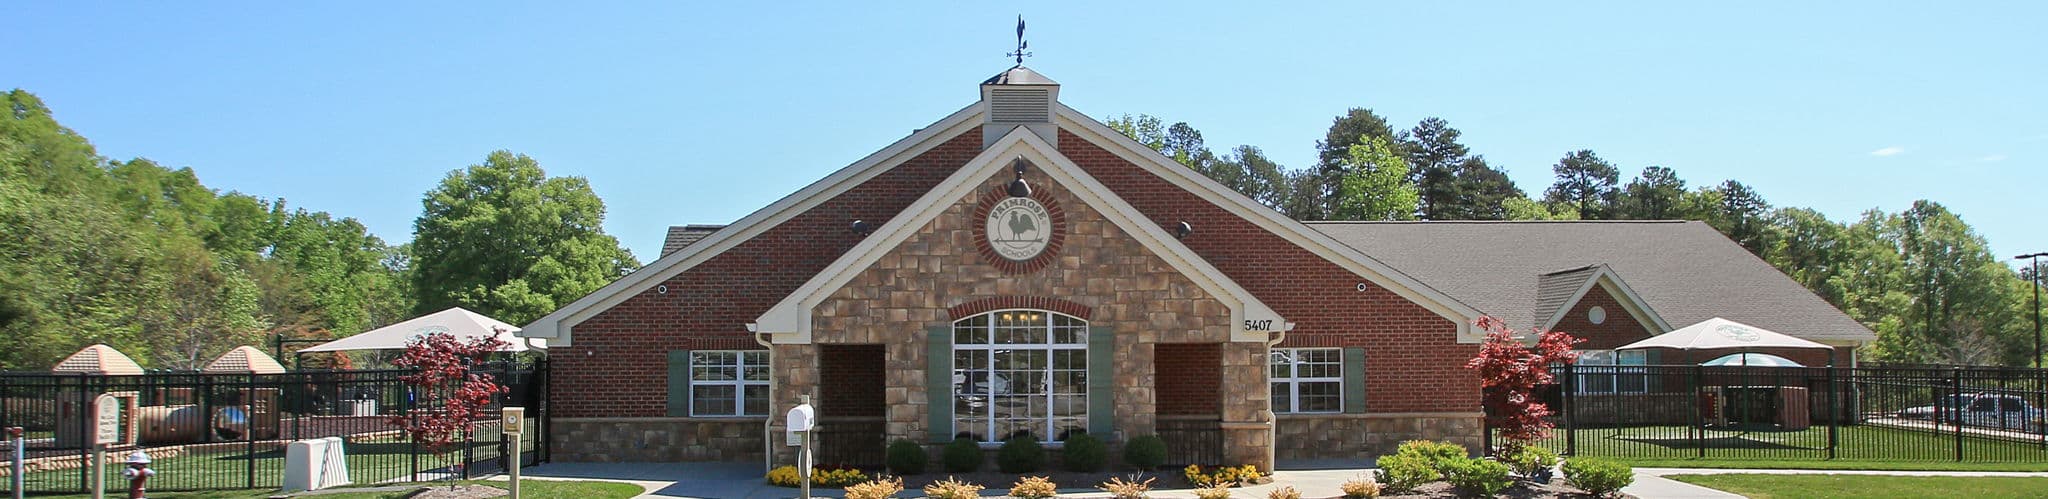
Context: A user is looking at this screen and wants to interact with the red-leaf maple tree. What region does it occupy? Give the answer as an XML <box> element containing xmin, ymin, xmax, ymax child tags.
<box><xmin>388</xmin><ymin>332</ymin><xmax>508</xmax><ymax>456</ymax></box>
<box><xmin>1464</xmin><ymin>315</ymin><xmax>1583</xmax><ymax>451</ymax></box>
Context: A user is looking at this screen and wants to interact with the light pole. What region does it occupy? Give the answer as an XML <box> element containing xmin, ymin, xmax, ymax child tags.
<box><xmin>2017</xmin><ymin>252</ymin><xmax>2047</xmax><ymax>369</ymax></box>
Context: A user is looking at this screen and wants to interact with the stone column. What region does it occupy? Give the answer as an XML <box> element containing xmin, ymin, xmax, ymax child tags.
<box><xmin>1219</xmin><ymin>341</ymin><xmax>1274</xmax><ymax>471</ymax></box>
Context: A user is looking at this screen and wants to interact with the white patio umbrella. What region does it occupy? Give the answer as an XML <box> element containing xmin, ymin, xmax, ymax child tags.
<box><xmin>1700</xmin><ymin>352</ymin><xmax>1805</xmax><ymax>367</ymax></box>
<box><xmin>1615</xmin><ymin>317</ymin><xmax>1833</xmax><ymax>365</ymax></box>
<box><xmin>298</xmin><ymin>307</ymin><xmax>536</xmax><ymax>353</ymax></box>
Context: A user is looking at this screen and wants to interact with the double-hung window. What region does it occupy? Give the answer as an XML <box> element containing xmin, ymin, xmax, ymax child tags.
<box><xmin>1269</xmin><ymin>348</ymin><xmax>1342</xmax><ymax>413</ymax></box>
<box><xmin>690</xmin><ymin>351</ymin><xmax>769</xmax><ymax>417</ymax></box>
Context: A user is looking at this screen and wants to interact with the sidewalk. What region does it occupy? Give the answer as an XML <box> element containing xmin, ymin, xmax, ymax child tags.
<box><xmin>1625</xmin><ymin>467</ymin><xmax>2048</xmax><ymax>499</ymax></box>
<box><xmin>510</xmin><ymin>462</ymin><xmax>1370</xmax><ymax>499</ymax></box>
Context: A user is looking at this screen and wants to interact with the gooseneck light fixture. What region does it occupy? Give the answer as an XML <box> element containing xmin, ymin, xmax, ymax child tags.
<box><xmin>1007</xmin><ymin>158</ymin><xmax>1032</xmax><ymax>198</ymax></box>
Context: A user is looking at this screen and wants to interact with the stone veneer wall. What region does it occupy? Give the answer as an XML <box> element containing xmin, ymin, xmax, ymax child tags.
<box><xmin>552</xmin><ymin>418</ymin><xmax>765</xmax><ymax>462</ymax></box>
<box><xmin>1273</xmin><ymin>414</ymin><xmax>1484</xmax><ymax>460</ymax></box>
<box><xmin>770</xmin><ymin>169</ymin><xmax>1268</xmax><ymax>465</ymax></box>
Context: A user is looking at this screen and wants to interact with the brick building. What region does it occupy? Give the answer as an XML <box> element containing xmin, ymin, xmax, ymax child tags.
<box><xmin>514</xmin><ymin>67</ymin><xmax>1873</xmax><ymax>467</ymax></box>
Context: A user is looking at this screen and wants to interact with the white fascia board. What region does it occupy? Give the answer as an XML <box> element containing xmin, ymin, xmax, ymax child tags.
<box><xmin>1539</xmin><ymin>265</ymin><xmax>1674</xmax><ymax>335</ymax></box>
<box><xmin>756</xmin><ymin>127</ymin><xmax>1285</xmax><ymax>344</ymax></box>
<box><xmin>518</xmin><ymin>103</ymin><xmax>986</xmax><ymax>347</ymax></box>
<box><xmin>1052</xmin><ymin>104</ymin><xmax>1486</xmax><ymax>341</ymax></box>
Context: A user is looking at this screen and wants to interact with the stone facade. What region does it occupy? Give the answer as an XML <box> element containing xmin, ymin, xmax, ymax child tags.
<box><xmin>551</xmin><ymin>418</ymin><xmax>764</xmax><ymax>462</ymax></box>
<box><xmin>1273</xmin><ymin>413</ymin><xmax>1484</xmax><ymax>460</ymax></box>
<box><xmin>770</xmin><ymin>167</ymin><xmax>1272</xmax><ymax>465</ymax></box>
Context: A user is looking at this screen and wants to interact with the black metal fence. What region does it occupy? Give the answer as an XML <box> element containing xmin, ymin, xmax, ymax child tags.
<box><xmin>1487</xmin><ymin>364</ymin><xmax>2048</xmax><ymax>463</ymax></box>
<box><xmin>1156</xmin><ymin>417</ymin><xmax>1224</xmax><ymax>466</ymax></box>
<box><xmin>1</xmin><ymin>361</ymin><xmax>548</xmax><ymax>495</ymax></box>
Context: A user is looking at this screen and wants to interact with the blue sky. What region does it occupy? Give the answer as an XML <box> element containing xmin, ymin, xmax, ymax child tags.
<box><xmin>7</xmin><ymin>2</ymin><xmax>2044</xmax><ymax>266</ymax></box>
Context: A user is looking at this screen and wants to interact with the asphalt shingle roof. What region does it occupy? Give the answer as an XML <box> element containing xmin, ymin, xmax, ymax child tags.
<box><xmin>1306</xmin><ymin>220</ymin><xmax>1875</xmax><ymax>342</ymax></box>
<box><xmin>661</xmin><ymin>225</ymin><xmax>726</xmax><ymax>257</ymax></box>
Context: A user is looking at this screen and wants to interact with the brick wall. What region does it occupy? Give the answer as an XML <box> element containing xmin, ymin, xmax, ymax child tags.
<box><xmin>818</xmin><ymin>344</ymin><xmax>885</xmax><ymax>418</ymax></box>
<box><xmin>550</xmin><ymin>127</ymin><xmax>983</xmax><ymax>418</ymax></box>
<box><xmin>1155</xmin><ymin>343</ymin><xmax>1221</xmax><ymax>416</ymax></box>
<box><xmin>1550</xmin><ymin>284</ymin><xmax>1656</xmax><ymax>350</ymax></box>
<box><xmin>1057</xmin><ymin>129</ymin><xmax>1477</xmax><ymax>413</ymax></box>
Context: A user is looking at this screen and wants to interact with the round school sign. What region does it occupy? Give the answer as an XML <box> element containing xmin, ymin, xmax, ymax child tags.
<box><xmin>985</xmin><ymin>196</ymin><xmax>1052</xmax><ymax>261</ymax></box>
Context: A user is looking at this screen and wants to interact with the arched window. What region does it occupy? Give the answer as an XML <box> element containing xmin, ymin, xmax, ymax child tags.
<box><xmin>951</xmin><ymin>309</ymin><xmax>1088</xmax><ymax>443</ymax></box>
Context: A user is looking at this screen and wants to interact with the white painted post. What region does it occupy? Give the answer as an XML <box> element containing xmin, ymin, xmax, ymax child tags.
<box><xmin>91</xmin><ymin>394</ymin><xmax>119</xmax><ymax>499</ymax></box>
<box><xmin>785</xmin><ymin>396</ymin><xmax>815</xmax><ymax>499</ymax></box>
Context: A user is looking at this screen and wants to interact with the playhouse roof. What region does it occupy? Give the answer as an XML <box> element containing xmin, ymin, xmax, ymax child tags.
<box><xmin>203</xmin><ymin>345</ymin><xmax>287</xmax><ymax>374</ymax></box>
<box><xmin>52</xmin><ymin>344</ymin><xmax>145</xmax><ymax>375</ymax></box>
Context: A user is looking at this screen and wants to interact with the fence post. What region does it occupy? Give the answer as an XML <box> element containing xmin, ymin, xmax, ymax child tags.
<box><xmin>408</xmin><ymin>387</ymin><xmax>419</xmax><ymax>482</ymax></box>
<box><xmin>77</xmin><ymin>373</ymin><xmax>90</xmax><ymax>493</ymax></box>
<box><xmin>246</xmin><ymin>374</ymin><xmax>257</xmax><ymax>489</ymax></box>
<box><xmin>1562</xmin><ymin>362</ymin><xmax>1576</xmax><ymax>456</ymax></box>
<box><xmin>1825</xmin><ymin>366</ymin><xmax>1837</xmax><ymax>460</ymax></box>
<box><xmin>1952</xmin><ymin>367</ymin><xmax>1964</xmax><ymax>462</ymax></box>
<box><xmin>1693</xmin><ymin>364</ymin><xmax>1705</xmax><ymax>459</ymax></box>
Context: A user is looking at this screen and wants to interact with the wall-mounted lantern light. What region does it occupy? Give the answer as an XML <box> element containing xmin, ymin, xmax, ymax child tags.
<box><xmin>1007</xmin><ymin>158</ymin><xmax>1032</xmax><ymax>198</ymax></box>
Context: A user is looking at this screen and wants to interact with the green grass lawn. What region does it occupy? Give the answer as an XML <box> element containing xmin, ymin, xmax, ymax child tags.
<box><xmin>1523</xmin><ymin>423</ymin><xmax>2048</xmax><ymax>470</ymax></box>
<box><xmin>21</xmin><ymin>479</ymin><xmax>643</xmax><ymax>499</ymax></box>
<box><xmin>1667</xmin><ymin>474</ymin><xmax>2048</xmax><ymax>499</ymax></box>
<box><xmin>16</xmin><ymin>437</ymin><xmax>478</xmax><ymax>492</ymax></box>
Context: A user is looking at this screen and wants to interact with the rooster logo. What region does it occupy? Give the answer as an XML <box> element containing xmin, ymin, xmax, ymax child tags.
<box><xmin>986</xmin><ymin>197</ymin><xmax>1052</xmax><ymax>261</ymax></box>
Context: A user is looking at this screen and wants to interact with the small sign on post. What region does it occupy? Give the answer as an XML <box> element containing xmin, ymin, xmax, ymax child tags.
<box><xmin>501</xmin><ymin>407</ymin><xmax>524</xmax><ymax>499</ymax></box>
<box><xmin>91</xmin><ymin>394</ymin><xmax>121</xmax><ymax>499</ymax></box>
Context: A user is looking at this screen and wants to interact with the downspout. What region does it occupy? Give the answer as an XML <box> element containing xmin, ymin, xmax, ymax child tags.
<box><xmin>1262</xmin><ymin>323</ymin><xmax>1294</xmax><ymax>472</ymax></box>
<box><xmin>751</xmin><ymin>323</ymin><xmax>774</xmax><ymax>473</ymax></box>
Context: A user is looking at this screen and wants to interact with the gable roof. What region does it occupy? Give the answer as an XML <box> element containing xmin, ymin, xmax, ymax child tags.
<box><xmin>660</xmin><ymin>225</ymin><xmax>725</xmax><ymax>257</ymax></box>
<box><xmin>518</xmin><ymin>102</ymin><xmax>985</xmax><ymax>345</ymax></box>
<box><xmin>1306</xmin><ymin>220</ymin><xmax>1875</xmax><ymax>343</ymax></box>
<box><xmin>754</xmin><ymin>127</ymin><xmax>1284</xmax><ymax>343</ymax></box>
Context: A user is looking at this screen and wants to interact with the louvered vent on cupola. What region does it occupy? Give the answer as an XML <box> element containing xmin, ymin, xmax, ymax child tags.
<box><xmin>980</xmin><ymin>66</ymin><xmax>1060</xmax><ymax>148</ymax></box>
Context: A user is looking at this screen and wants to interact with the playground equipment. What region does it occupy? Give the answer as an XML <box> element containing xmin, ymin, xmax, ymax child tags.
<box><xmin>51</xmin><ymin>345</ymin><xmax>141</xmax><ymax>448</ymax></box>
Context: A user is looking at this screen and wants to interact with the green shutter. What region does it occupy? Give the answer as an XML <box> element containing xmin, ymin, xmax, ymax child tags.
<box><xmin>667</xmin><ymin>350</ymin><xmax>692</xmax><ymax>417</ymax></box>
<box><xmin>926</xmin><ymin>326</ymin><xmax>954</xmax><ymax>443</ymax></box>
<box><xmin>1342</xmin><ymin>347</ymin><xmax>1367</xmax><ymax>414</ymax></box>
<box><xmin>1087</xmin><ymin>326</ymin><xmax>1115</xmax><ymax>437</ymax></box>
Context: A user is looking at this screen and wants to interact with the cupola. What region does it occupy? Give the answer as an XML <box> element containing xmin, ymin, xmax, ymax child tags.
<box><xmin>981</xmin><ymin>66</ymin><xmax>1059</xmax><ymax>148</ymax></box>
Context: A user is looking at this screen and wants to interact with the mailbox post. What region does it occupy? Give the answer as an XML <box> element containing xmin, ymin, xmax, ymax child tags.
<box><xmin>501</xmin><ymin>407</ymin><xmax>524</xmax><ymax>499</ymax></box>
<box><xmin>785</xmin><ymin>397</ymin><xmax>816</xmax><ymax>499</ymax></box>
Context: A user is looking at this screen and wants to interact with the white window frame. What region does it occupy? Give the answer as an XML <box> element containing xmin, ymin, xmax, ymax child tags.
<box><xmin>1574</xmin><ymin>349</ymin><xmax>1648</xmax><ymax>394</ymax></box>
<box><xmin>951</xmin><ymin>309</ymin><xmax>1089</xmax><ymax>444</ymax></box>
<box><xmin>1270</xmin><ymin>347</ymin><xmax>1343</xmax><ymax>414</ymax></box>
<box><xmin>689</xmin><ymin>350</ymin><xmax>770</xmax><ymax>417</ymax></box>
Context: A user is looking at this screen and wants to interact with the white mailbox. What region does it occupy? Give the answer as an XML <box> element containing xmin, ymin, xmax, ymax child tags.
<box><xmin>784</xmin><ymin>403</ymin><xmax>814</xmax><ymax>447</ymax></box>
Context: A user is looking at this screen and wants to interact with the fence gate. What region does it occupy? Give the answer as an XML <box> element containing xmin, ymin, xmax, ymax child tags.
<box><xmin>1155</xmin><ymin>417</ymin><xmax>1223</xmax><ymax>465</ymax></box>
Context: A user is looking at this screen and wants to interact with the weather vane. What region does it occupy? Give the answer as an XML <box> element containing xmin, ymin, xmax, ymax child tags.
<box><xmin>1007</xmin><ymin>15</ymin><xmax>1032</xmax><ymax>66</ymax></box>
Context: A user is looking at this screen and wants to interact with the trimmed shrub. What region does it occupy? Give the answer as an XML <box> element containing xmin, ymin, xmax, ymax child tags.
<box><xmin>1393</xmin><ymin>440</ymin><xmax>1468</xmax><ymax>476</ymax></box>
<box><xmin>998</xmin><ymin>436</ymin><xmax>1048</xmax><ymax>473</ymax></box>
<box><xmin>843</xmin><ymin>477</ymin><xmax>904</xmax><ymax>499</ymax></box>
<box><xmin>1008</xmin><ymin>476</ymin><xmax>1058</xmax><ymax>499</ymax></box>
<box><xmin>943</xmin><ymin>438</ymin><xmax>983</xmax><ymax>473</ymax></box>
<box><xmin>1441</xmin><ymin>457</ymin><xmax>1512</xmax><ymax>497</ymax></box>
<box><xmin>1122</xmin><ymin>435</ymin><xmax>1168</xmax><ymax>470</ymax></box>
<box><xmin>922</xmin><ymin>477</ymin><xmax>984</xmax><ymax>499</ymax></box>
<box><xmin>1562</xmin><ymin>458</ymin><xmax>1634</xmax><ymax>497</ymax></box>
<box><xmin>1062</xmin><ymin>432</ymin><xmax>1108</xmax><ymax>472</ymax></box>
<box><xmin>1371</xmin><ymin>454</ymin><xmax>1436</xmax><ymax>492</ymax></box>
<box><xmin>886</xmin><ymin>439</ymin><xmax>927</xmax><ymax>475</ymax></box>
<box><xmin>1501</xmin><ymin>445</ymin><xmax>1558</xmax><ymax>480</ymax></box>
<box><xmin>1339</xmin><ymin>477</ymin><xmax>1381</xmax><ymax>499</ymax></box>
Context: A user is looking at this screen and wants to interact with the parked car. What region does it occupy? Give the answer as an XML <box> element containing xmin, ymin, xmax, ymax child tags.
<box><xmin>1895</xmin><ymin>393</ymin><xmax>2044</xmax><ymax>432</ymax></box>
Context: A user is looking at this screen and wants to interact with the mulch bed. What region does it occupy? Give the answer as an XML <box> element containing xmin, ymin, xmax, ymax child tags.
<box><xmin>894</xmin><ymin>469</ymin><xmax>1199</xmax><ymax>492</ymax></box>
<box><xmin>408</xmin><ymin>484</ymin><xmax>508</xmax><ymax>499</ymax></box>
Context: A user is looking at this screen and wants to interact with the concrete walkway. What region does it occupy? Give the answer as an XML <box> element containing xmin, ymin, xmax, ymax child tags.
<box><xmin>1625</xmin><ymin>467</ymin><xmax>2048</xmax><ymax>499</ymax></box>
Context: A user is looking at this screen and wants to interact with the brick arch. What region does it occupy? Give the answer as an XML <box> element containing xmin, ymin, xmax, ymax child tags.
<box><xmin>946</xmin><ymin>296</ymin><xmax>1093</xmax><ymax>321</ymax></box>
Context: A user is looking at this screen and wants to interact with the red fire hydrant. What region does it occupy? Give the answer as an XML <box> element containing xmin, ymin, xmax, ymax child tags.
<box><xmin>121</xmin><ymin>451</ymin><xmax>154</xmax><ymax>499</ymax></box>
